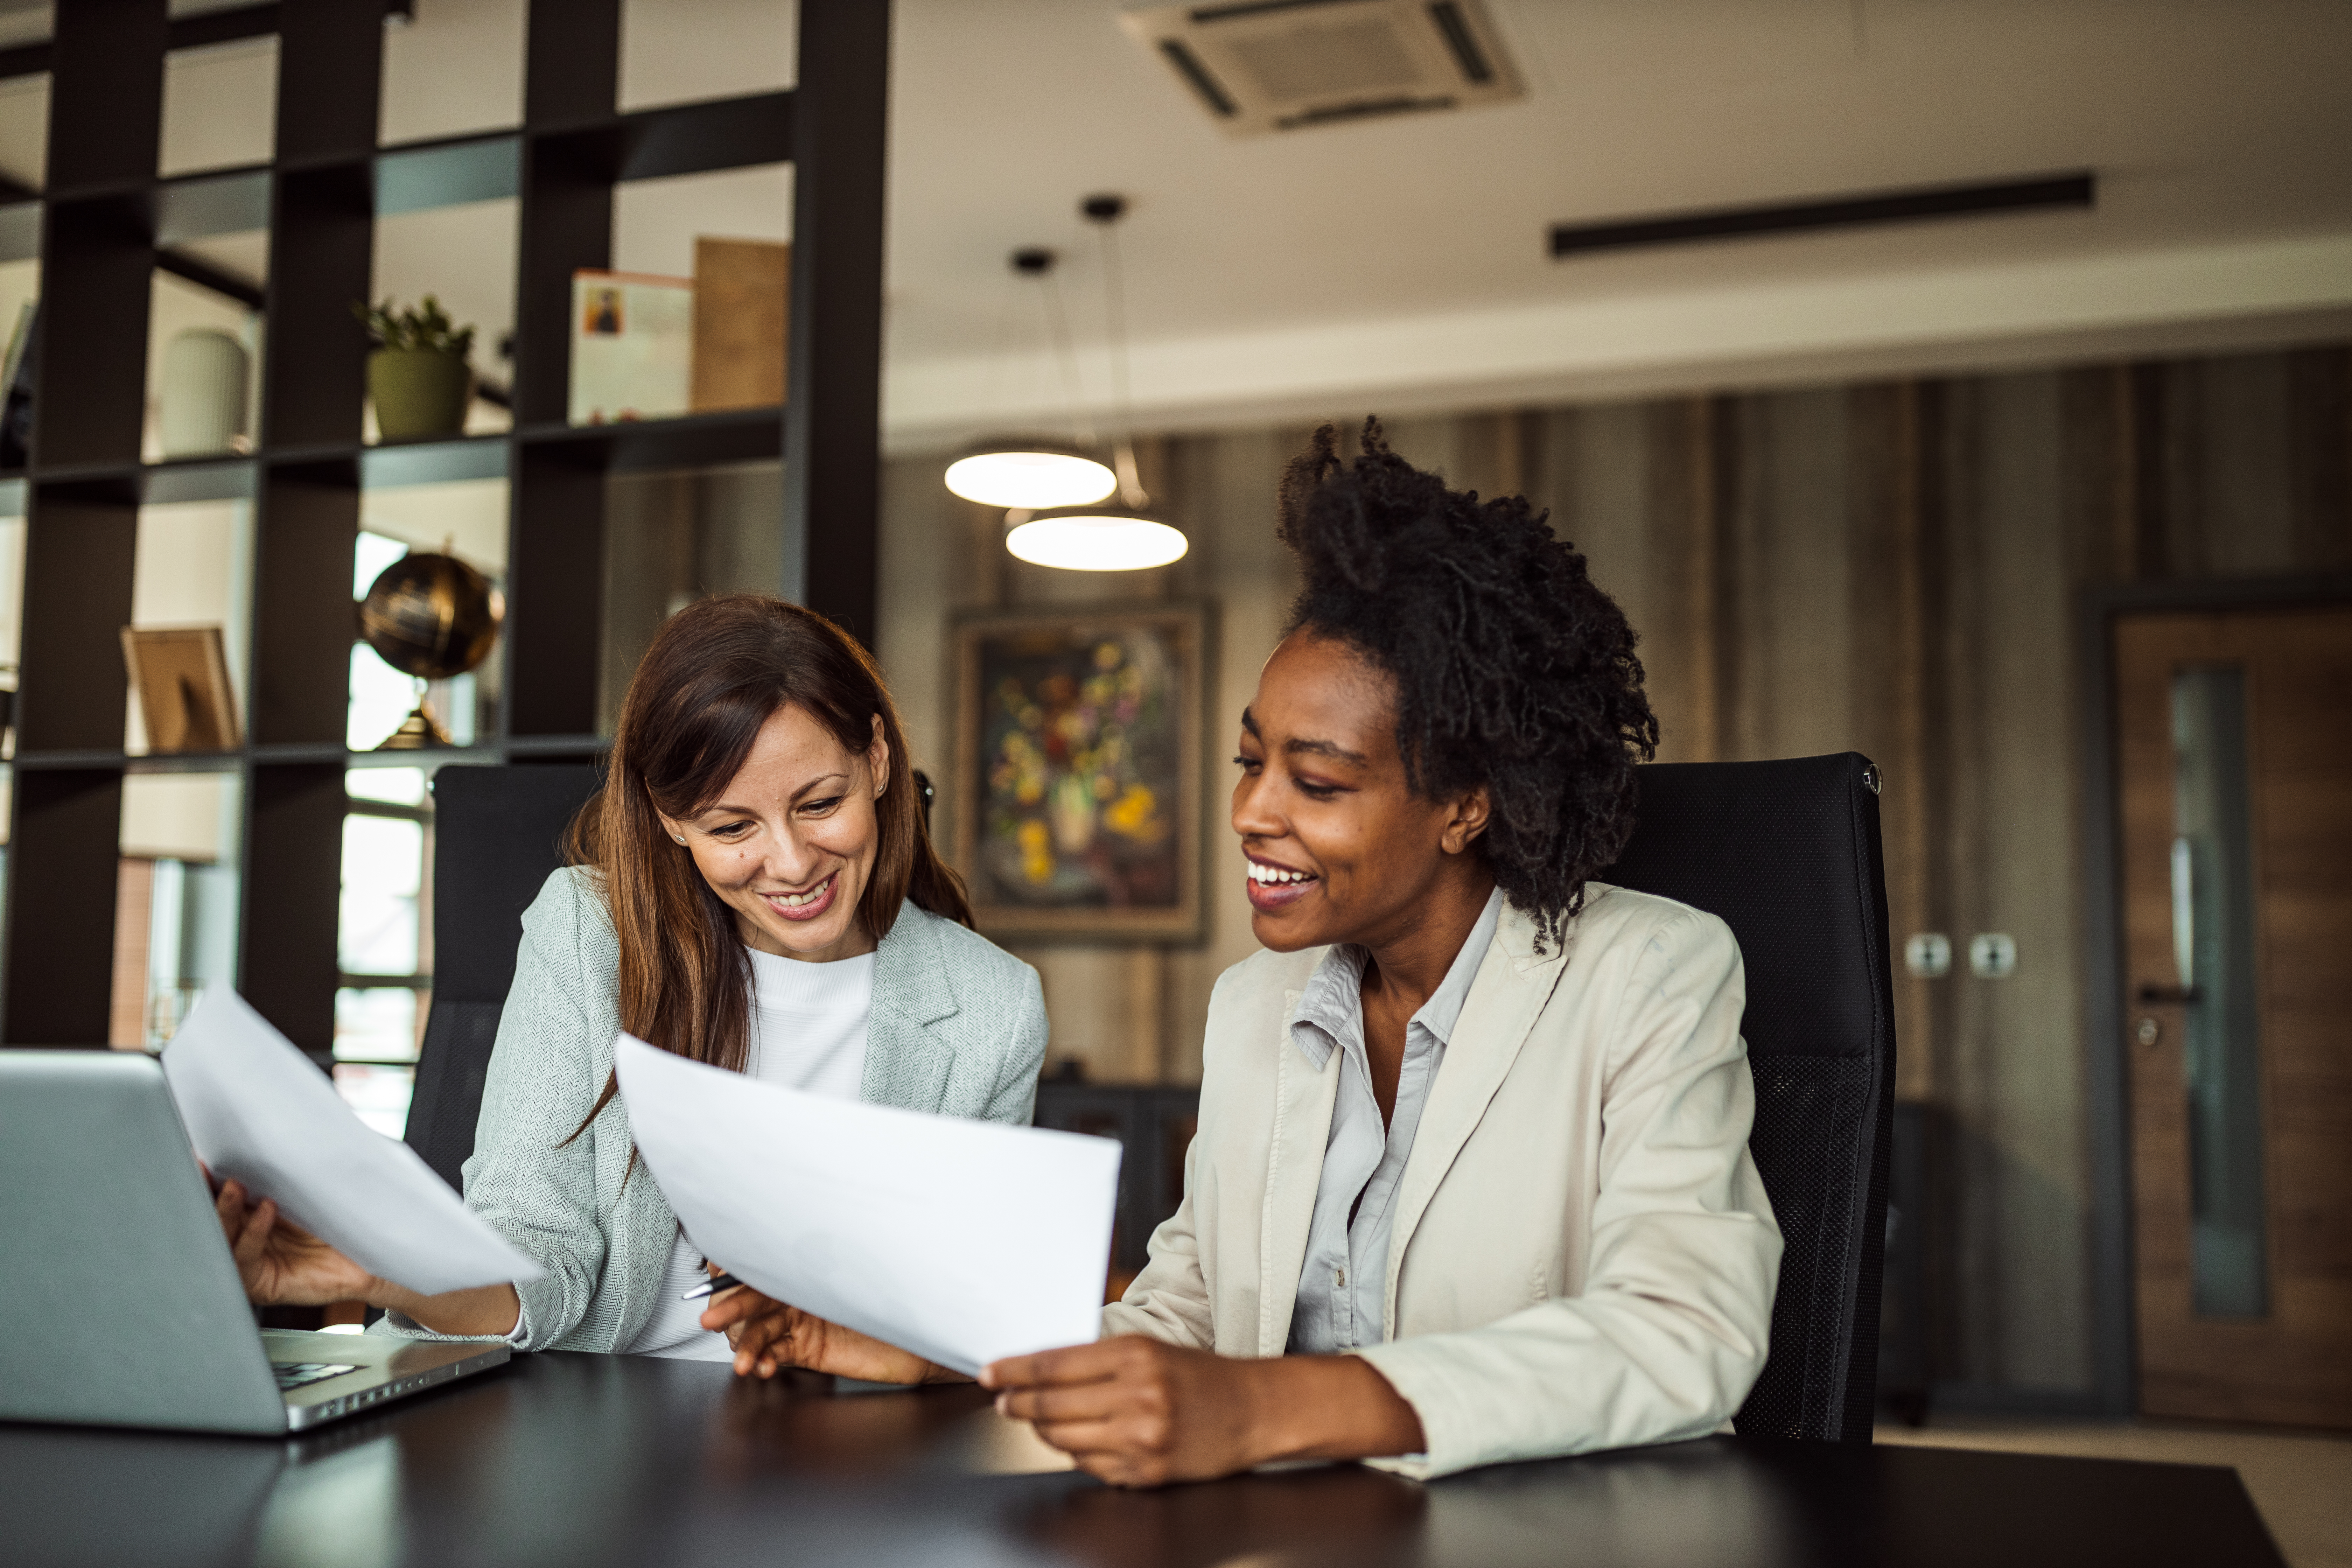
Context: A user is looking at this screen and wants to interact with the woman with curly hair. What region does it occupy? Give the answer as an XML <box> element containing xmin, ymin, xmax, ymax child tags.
<box><xmin>974</xmin><ymin>420</ymin><xmax>1783</xmax><ymax>1482</ymax></box>
<box><xmin>730</xmin><ymin>421</ymin><xmax>1781</xmax><ymax>1481</ymax></box>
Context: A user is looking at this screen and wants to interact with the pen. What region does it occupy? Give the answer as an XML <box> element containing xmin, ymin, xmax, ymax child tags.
<box><xmin>681</xmin><ymin>1271</ymin><xmax>743</xmax><ymax>1301</ymax></box>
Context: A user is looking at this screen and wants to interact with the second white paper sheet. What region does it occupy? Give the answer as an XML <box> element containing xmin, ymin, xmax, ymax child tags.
<box><xmin>613</xmin><ymin>1034</ymin><xmax>1120</xmax><ymax>1375</ymax></box>
<box><xmin>163</xmin><ymin>985</ymin><xmax>544</xmax><ymax>1297</ymax></box>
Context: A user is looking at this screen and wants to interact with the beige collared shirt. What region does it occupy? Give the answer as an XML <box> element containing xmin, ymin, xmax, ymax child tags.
<box><xmin>1286</xmin><ymin>887</ymin><xmax>1504</xmax><ymax>1354</ymax></box>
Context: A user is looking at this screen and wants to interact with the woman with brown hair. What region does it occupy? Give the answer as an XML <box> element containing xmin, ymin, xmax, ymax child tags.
<box><xmin>217</xmin><ymin>594</ymin><xmax>1049</xmax><ymax>1365</ymax></box>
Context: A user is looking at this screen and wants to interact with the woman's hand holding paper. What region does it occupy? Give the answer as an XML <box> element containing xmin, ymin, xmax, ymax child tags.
<box><xmin>211</xmin><ymin>1174</ymin><xmax>522</xmax><ymax>1337</ymax></box>
<box><xmin>980</xmin><ymin>1336</ymin><xmax>1426</xmax><ymax>1488</ymax></box>
<box><xmin>212</xmin><ymin>1177</ymin><xmax>376</xmax><ymax>1305</ymax></box>
<box><xmin>698</xmin><ymin>1278</ymin><xmax>960</xmax><ymax>1385</ymax></box>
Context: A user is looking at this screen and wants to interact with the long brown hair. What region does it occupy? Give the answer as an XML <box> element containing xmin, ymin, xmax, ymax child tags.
<box><xmin>567</xmin><ymin>594</ymin><xmax>971</xmax><ymax>1134</ymax></box>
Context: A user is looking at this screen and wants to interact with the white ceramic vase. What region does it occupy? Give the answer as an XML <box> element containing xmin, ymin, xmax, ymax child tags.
<box><xmin>159</xmin><ymin>328</ymin><xmax>248</xmax><ymax>458</ymax></box>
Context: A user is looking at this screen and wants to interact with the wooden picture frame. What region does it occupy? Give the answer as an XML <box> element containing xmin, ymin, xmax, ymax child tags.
<box><xmin>121</xmin><ymin>625</ymin><xmax>241</xmax><ymax>753</ymax></box>
<box><xmin>952</xmin><ymin>602</ymin><xmax>1211</xmax><ymax>941</ymax></box>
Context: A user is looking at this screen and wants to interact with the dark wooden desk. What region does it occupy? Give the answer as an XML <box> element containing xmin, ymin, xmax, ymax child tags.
<box><xmin>1</xmin><ymin>1351</ymin><xmax>2284</xmax><ymax>1568</ymax></box>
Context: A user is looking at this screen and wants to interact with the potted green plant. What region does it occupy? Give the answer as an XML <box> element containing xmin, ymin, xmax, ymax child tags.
<box><xmin>354</xmin><ymin>295</ymin><xmax>476</xmax><ymax>440</ymax></box>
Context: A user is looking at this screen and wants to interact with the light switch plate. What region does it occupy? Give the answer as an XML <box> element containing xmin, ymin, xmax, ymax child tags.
<box><xmin>1904</xmin><ymin>933</ymin><xmax>1952</xmax><ymax>979</ymax></box>
<box><xmin>1969</xmin><ymin>933</ymin><xmax>2017</xmax><ymax>978</ymax></box>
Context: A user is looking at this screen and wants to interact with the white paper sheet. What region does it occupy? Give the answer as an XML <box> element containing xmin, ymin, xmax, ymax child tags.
<box><xmin>613</xmin><ymin>1033</ymin><xmax>1120</xmax><ymax>1376</ymax></box>
<box><xmin>162</xmin><ymin>985</ymin><xmax>543</xmax><ymax>1297</ymax></box>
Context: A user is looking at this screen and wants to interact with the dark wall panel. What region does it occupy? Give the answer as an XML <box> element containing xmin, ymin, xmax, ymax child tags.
<box><xmin>275</xmin><ymin>0</ymin><xmax>384</xmax><ymax>163</ymax></box>
<box><xmin>506</xmin><ymin>448</ymin><xmax>606</xmax><ymax>736</ymax></box>
<box><xmin>252</xmin><ymin>465</ymin><xmax>359</xmax><ymax>746</ymax></box>
<box><xmin>34</xmin><ymin>200</ymin><xmax>153</xmax><ymax>468</ymax></box>
<box><xmin>241</xmin><ymin>763</ymin><xmax>346</xmax><ymax>1051</ymax></box>
<box><xmin>785</xmin><ymin>0</ymin><xmax>890</xmax><ymax>648</ymax></box>
<box><xmin>264</xmin><ymin>165</ymin><xmax>373</xmax><ymax>451</ymax></box>
<box><xmin>45</xmin><ymin>0</ymin><xmax>165</xmax><ymax>195</ymax></box>
<box><xmin>3</xmin><ymin>769</ymin><xmax>125</xmax><ymax>1045</ymax></box>
<box><xmin>525</xmin><ymin>0</ymin><xmax>620</xmax><ymax>127</ymax></box>
<box><xmin>512</xmin><ymin>139</ymin><xmax>614</xmax><ymax>427</ymax></box>
<box><xmin>17</xmin><ymin>486</ymin><xmax>137</xmax><ymax>752</ymax></box>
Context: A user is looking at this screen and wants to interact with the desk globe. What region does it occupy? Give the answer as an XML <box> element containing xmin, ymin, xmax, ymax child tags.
<box><xmin>358</xmin><ymin>551</ymin><xmax>503</xmax><ymax>749</ymax></box>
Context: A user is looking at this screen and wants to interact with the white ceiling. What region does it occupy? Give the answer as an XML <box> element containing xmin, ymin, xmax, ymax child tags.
<box><xmin>1</xmin><ymin>0</ymin><xmax>2347</xmax><ymax>451</ymax></box>
<box><xmin>884</xmin><ymin>0</ymin><xmax>2352</xmax><ymax>446</ymax></box>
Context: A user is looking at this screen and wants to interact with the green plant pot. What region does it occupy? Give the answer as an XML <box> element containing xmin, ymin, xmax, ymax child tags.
<box><xmin>369</xmin><ymin>348</ymin><xmax>472</xmax><ymax>440</ymax></box>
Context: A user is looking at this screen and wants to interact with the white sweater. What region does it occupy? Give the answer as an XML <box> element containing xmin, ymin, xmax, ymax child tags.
<box><xmin>627</xmin><ymin>946</ymin><xmax>875</xmax><ymax>1358</ymax></box>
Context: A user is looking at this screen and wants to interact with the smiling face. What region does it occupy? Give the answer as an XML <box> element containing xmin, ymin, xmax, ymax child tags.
<box><xmin>1232</xmin><ymin>634</ymin><xmax>1492</xmax><ymax>955</ymax></box>
<box><xmin>659</xmin><ymin>702</ymin><xmax>888</xmax><ymax>964</ymax></box>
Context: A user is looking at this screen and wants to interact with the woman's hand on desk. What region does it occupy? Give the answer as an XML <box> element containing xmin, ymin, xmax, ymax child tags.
<box><xmin>698</xmin><ymin>1281</ymin><xmax>963</xmax><ymax>1386</ymax></box>
<box><xmin>981</xmin><ymin>1337</ymin><xmax>1426</xmax><ymax>1488</ymax></box>
<box><xmin>210</xmin><ymin>1175</ymin><xmax>522</xmax><ymax>1337</ymax></box>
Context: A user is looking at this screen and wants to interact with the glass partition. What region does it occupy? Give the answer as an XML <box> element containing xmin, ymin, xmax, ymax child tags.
<box><xmin>2171</xmin><ymin>664</ymin><xmax>2270</xmax><ymax>1318</ymax></box>
<box><xmin>334</xmin><ymin>764</ymin><xmax>434</xmax><ymax>1139</ymax></box>
<box><xmin>114</xmin><ymin>770</ymin><xmax>244</xmax><ymax>1048</ymax></box>
<box><xmin>124</xmin><ymin>498</ymin><xmax>255</xmax><ymax>755</ymax></box>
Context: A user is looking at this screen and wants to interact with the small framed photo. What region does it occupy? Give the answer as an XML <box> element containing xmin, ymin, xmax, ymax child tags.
<box><xmin>952</xmin><ymin>602</ymin><xmax>1211</xmax><ymax>941</ymax></box>
<box><xmin>121</xmin><ymin>625</ymin><xmax>241</xmax><ymax>752</ymax></box>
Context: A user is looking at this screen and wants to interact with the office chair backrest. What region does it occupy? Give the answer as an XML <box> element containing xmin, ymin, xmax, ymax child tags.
<box><xmin>405</xmin><ymin>764</ymin><xmax>601</xmax><ymax>1192</ymax></box>
<box><xmin>1601</xmin><ymin>752</ymin><xmax>1896</xmax><ymax>1443</ymax></box>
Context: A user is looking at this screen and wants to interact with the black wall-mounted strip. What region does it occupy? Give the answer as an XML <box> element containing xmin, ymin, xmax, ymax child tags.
<box><xmin>1158</xmin><ymin>38</ymin><xmax>1237</xmax><ymax>118</ymax></box>
<box><xmin>1548</xmin><ymin>171</ymin><xmax>2096</xmax><ymax>259</ymax></box>
<box><xmin>1190</xmin><ymin>0</ymin><xmax>1352</xmax><ymax>21</ymax></box>
<box><xmin>1427</xmin><ymin>2</ymin><xmax>1493</xmax><ymax>84</ymax></box>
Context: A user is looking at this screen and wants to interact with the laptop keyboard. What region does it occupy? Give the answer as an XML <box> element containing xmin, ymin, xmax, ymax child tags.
<box><xmin>273</xmin><ymin>1362</ymin><xmax>358</xmax><ymax>1392</ymax></box>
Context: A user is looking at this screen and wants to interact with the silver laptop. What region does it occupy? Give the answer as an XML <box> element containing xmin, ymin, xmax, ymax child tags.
<box><xmin>0</xmin><ymin>1050</ymin><xmax>510</xmax><ymax>1435</ymax></box>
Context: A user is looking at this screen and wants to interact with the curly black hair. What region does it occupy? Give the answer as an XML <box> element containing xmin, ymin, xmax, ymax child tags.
<box><xmin>1276</xmin><ymin>419</ymin><xmax>1658</xmax><ymax>951</ymax></box>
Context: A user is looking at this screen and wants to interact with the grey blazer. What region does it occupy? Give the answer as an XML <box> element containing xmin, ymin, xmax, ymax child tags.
<box><xmin>379</xmin><ymin>866</ymin><xmax>1048</xmax><ymax>1352</ymax></box>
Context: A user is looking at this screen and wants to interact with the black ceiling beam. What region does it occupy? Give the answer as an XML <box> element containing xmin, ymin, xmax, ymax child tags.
<box><xmin>170</xmin><ymin>2</ymin><xmax>281</xmax><ymax>54</ymax></box>
<box><xmin>1549</xmin><ymin>171</ymin><xmax>2097</xmax><ymax>259</ymax></box>
<box><xmin>620</xmin><ymin>90</ymin><xmax>791</xmax><ymax>181</ymax></box>
<box><xmin>0</xmin><ymin>2</ymin><xmax>433</xmax><ymax>82</ymax></box>
<box><xmin>155</xmin><ymin>246</ymin><xmax>266</xmax><ymax>309</ymax></box>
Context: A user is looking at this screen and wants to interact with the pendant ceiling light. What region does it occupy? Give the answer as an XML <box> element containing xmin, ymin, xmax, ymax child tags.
<box><xmin>944</xmin><ymin>248</ymin><xmax>1117</xmax><ymax>510</ymax></box>
<box><xmin>944</xmin><ymin>442</ymin><xmax>1116</xmax><ymax>509</ymax></box>
<box><xmin>945</xmin><ymin>204</ymin><xmax>1185</xmax><ymax>572</ymax></box>
<box><xmin>1006</xmin><ymin>504</ymin><xmax>1190</xmax><ymax>571</ymax></box>
<box><xmin>997</xmin><ymin>195</ymin><xmax>1186</xmax><ymax>573</ymax></box>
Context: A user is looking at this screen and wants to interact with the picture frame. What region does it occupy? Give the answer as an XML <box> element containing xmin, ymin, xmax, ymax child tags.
<box><xmin>951</xmin><ymin>602</ymin><xmax>1212</xmax><ymax>941</ymax></box>
<box><xmin>120</xmin><ymin>625</ymin><xmax>241</xmax><ymax>753</ymax></box>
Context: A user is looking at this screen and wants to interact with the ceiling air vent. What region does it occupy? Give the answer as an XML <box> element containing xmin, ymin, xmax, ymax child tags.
<box><xmin>1121</xmin><ymin>0</ymin><xmax>1525</xmax><ymax>138</ymax></box>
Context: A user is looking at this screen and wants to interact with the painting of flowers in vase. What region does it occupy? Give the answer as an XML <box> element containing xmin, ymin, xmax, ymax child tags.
<box><xmin>951</xmin><ymin>603</ymin><xmax>1208</xmax><ymax>939</ymax></box>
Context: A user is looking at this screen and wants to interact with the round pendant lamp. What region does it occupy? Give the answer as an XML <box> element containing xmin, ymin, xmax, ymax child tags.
<box><xmin>1005</xmin><ymin>504</ymin><xmax>1189</xmax><ymax>572</ymax></box>
<box><xmin>943</xmin><ymin>441</ymin><xmax>1117</xmax><ymax>509</ymax></box>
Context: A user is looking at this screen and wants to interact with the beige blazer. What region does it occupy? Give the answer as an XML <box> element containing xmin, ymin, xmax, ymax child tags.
<box><xmin>1102</xmin><ymin>882</ymin><xmax>1781</xmax><ymax>1480</ymax></box>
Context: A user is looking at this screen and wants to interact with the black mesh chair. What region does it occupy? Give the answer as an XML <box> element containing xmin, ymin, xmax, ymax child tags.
<box><xmin>1602</xmin><ymin>751</ymin><xmax>1897</xmax><ymax>1443</ymax></box>
<box><xmin>405</xmin><ymin>764</ymin><xmax>602</xmax><ymax>1192</ymax></box>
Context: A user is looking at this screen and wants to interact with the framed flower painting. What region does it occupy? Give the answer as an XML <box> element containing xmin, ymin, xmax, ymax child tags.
<box><xmin>950</xmin><ymin>602</ymin><xmax>1210</xmax><ymax>940</ymax></box>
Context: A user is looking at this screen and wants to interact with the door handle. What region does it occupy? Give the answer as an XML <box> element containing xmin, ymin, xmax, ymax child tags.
<box><xmin>2136</xmin><ymin>984</ymin><xmax>2200</xmax><ymax>1005</ymax></box>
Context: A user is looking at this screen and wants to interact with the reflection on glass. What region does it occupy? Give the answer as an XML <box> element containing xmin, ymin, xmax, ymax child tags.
<box><xmin>346</xmin><ymin>766</ymin><xmax>428</xmax><ymax>807</ymax></box>
<box><xmin>334</xmin><ymin>988</ymin><xmax>421</xmax><ymax>1061</ymax></box>
<box><xmin>118</xmin><ymin>772</ymin><xmax>243</xmax><ymax>1048</ymax></box>
<box><xmin>2171</xmin><ymin>665</ymin><xmax>2269</xmax><ymax>1318</ymax></box>
<box><xmin>125</xmin><ymin>499</ymin><xmax>254</xmax><ymax>754</ymax></box>
<box><xmin>340</xmin><ymin>815</ymin><xmax>424</xmax><ymax>976</ymax></box>
<box><xmin>334</xmin><ymin>1059</ymin><xmax>418</xmax><ymax>1139</ymax></box>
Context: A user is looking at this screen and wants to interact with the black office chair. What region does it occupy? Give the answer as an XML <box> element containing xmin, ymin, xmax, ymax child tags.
<box><xmin>1602</xmin><ymin>751</ymin><xmax>1897</xmax><ymax>1444</ymax></box>
<box><xmin>405</xmin><ymin>764</ymin><xmax>602</xmax><ymax>1193</ymax></box>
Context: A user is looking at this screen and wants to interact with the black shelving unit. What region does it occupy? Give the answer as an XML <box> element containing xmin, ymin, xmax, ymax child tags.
<box><xmin>0</xmin><ymin>0</ymin><xmax>890</xmax><ymax>1050</ymax></box>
